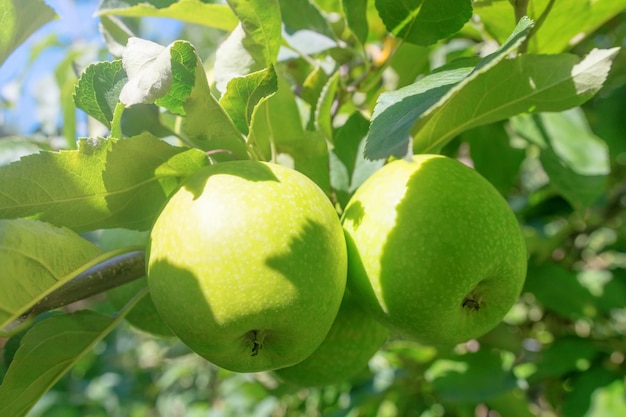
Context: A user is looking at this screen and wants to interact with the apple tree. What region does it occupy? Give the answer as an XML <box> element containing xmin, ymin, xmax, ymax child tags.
<box><xmin>1</xmin><ymin>0</ymin><xmax>626</xmax><ymax>416</ymax></box>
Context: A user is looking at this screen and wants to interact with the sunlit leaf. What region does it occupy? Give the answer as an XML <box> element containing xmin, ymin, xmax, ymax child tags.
<box><xmin>220</xmin><ymin>66</ymin><xmax>278</xmax><ymax>136</ymax></box>
<box><xmin>74</xmin><ymin>60</ymin><xmax>127</xmax><ymax>128</ymax></box>
<box><xmin>0</xmin><ymin>219</ymin><xmax>101</xmax><ymax>330</ymax></box>
<box><xmin>365</xmin><ymin>17</ymin><xmax>534</xmax><ymax>159</ymax></box>
<box><xmin>96</xmin><ymin>0</ymin><xmax>238</xmax><ymax>31</ymax></box>
<box><xmin>0</xmin><ymin>311</ymin><xmax>124</xmax><ymax>417</ymax></box>
<box><xmin>477</xmin><ymin>0</ymin><xmax>626</xmax><ymax>53</ymax></box>
<box><xmin>0</xmin><ymin>0</ymin><xmax>57</xmax><ymax>66</ymax></box>
<box><xmin>0</xmin><ymin>134</ymin><xmax>209</xmax><ymax>232</ymax></box>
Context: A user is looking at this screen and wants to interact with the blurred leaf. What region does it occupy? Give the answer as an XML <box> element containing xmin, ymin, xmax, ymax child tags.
<box><xmin>528</xmin><ymin>337</ymin><xmax>600</xmax><ymax>382</ymax></box>
<box><xmin>375</xmin><ymin>0</ymin><xmax>472</xmax><ymax>46</ymax></box>
<box><xmin>0</xmin><ymin>219</ymin><xmax>101</xmax><ymax>330</ymax></box>
<box><xmin>595</xmin><ymin>269</ymin><xmax>626</xmax><ymax>313</ymax></box>
<box><xmin>365</xmin><ymin>16</ymin><xmax>533</xmax><ymax>159</ymax></box>
<box><xmin>524</xmin><ymin>263</ymin><xmax>596</xmax><ymax>318</ymax></box>
<box><xmin>98</xmin><ymin>15</ymin><xmax>134</xmax><ymax>58</ymax></box>
<box><xmin>562</xmin><ymin>365</ymin><xmax>625</xmax><ymax>417</ymax></box>
<box><xmin>477</xmin><ymin>0</ymin><xmax>626</xmax><ymax>53</ymax></box>
<box><xmin>0</xmin><ymin>137</ymin><xmax>48</xmax><ymax>167</ymax></box>
<box><xmin>0</xmin><ymin>311</ymin><xmax>120</xmax><ymax>417</ymax></box>
<box><xmin>485</xmin><ymin>389</ymin><xmax>535</xmax><ymax>417</ymax></box>
<box><xmin>0</xmin><ymin>0</ymin><xmax>57</xmax><ymax>67</ymax></box>
<box><xmin>220</xmin><ymin>66</ymin><xmax>278</xmax><ymax>136</ymax></box>
<box><xmin>0</xmin><ymin>134</ymin><xmax>209</xmax><ymax>232</ymax></box>
<box><xmin>512</xmin><ymin>108</ymin><xmax>610</xmax><ymax>209</ymax></box>
<box><xmin>280</xmin><ymin>0</ymin><xmax>335</xmax><ymax>39</ymax></box>
<box><xmin>465</xmin><ymin>122</ymin><xmax>525</xmax><ymax>195</ymax></box>
<box><xmin>342</xmin><ymin>0</ymin><xmax>369</xmax><ymax>44</ymax></box>
<box><xmin>278</xmin><ymin>0</ymin><xmax>337</xmax><ymax>58</ymax></box>
<box><xmin>427</xmin><ymin>349</ymin><xmax>517</xmax><ymax>402</ymax></box>
<box><xmin>74</xmin><ymin>60</ymin><xmax>127</xmax><ymax>129</ymax></box>
<box><xmin>96</xmin><ymin>0</ymin><xmax>238</xmax><ymax>31</ymax></box>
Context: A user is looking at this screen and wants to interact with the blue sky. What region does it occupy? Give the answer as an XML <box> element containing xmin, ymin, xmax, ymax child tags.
<box><xmin>0</xmin><ymin>0</ymin><xmax>182</xmax><ymax>136</ymax></box>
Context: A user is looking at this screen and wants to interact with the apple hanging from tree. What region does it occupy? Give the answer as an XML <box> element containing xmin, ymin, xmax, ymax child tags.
<box><xmin>146</xmin><ymin>160</ymin><xmax>347</xmax><ymax>373</ymax></box>
<box><xmin>274</xmin><ymin>290</ymin><xmax>388</xmax><ymax>387</ymax></box>
<box><xmin>341</xmin><ymin>155</ymin><xmax>527</xmax><ymax>347</ymax></box>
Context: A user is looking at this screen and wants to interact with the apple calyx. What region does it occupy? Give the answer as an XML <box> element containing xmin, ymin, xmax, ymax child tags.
<box><xmin>248</xmin><ymin>330</ymin><xmax>266</xmax><ymax>356</ymax></box>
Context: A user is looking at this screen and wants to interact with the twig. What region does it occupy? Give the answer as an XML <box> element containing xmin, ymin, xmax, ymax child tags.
<box><xmin>21</xmin><ymin>251</ymin><xmax>146</xmax><ymax>319</ymax></box>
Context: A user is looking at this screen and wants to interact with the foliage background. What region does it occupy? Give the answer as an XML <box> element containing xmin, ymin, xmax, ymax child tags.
<box><xmin>1</xmin><ymin>0</ymin><xmax>626</xmax><ymax>416</ymax></box>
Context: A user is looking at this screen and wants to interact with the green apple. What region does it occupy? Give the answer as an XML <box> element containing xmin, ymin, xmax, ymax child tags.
<box><xmin>147</xmin><ymin>160</ymin><xmax>347</xmax><ymax>373</ymax></box>
<box><xmin>274</xmin><ymin>290</ymin><xmax>388</xmax><ymax>387</ymax></box>
<box><xmin>98</xmin><ymin>229</ymin><xmax>173</xmax><ymax>337</ymax></box>
<box><xmin>341</xmin><ymin>155</ymin><xmax>527</xmax><ymax>347</ymax></box>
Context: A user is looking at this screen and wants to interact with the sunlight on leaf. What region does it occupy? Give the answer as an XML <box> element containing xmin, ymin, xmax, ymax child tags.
<box><xmin>0</xmin><ymin>219</ymin><xmax>101</xmax><ymax>330</ymax></box>
<box><xmin>96</xmin><ymin>0</ymin><xmax>238</xmax><ymax>31</ymax></box>
<box><xmin>0</xmin><ymin>0</ymin><xmax>57</xmax><ymax>66</ymax></box>
<box><xmin>0</xmin><ymin>134</ymin><xmax>209</xmax><ymax>231</ymax></box>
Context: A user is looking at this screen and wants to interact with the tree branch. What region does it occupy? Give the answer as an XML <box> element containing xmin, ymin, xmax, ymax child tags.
<box><xmin>22</xmin><ymin>251</ymin><xmax>146</xmax><ymax>319</ymax></box>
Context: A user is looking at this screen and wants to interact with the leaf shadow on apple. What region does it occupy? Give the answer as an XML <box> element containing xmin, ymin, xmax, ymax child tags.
<box><xmin>343</xmin><ymin>156</ymin><xmax>527</xmax><ymax>348</ymax></box>
<box><xmin>179</xmin><ymin>161</ymin><xmax>280</xmax><ymax>200</ymax></box>
<box><xmin>147</xmin><ymin>217</ymin><xmax>346</xmax><ymax>373</ymax></box>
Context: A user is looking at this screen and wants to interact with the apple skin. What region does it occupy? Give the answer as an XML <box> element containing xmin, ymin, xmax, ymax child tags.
<box><xmin>274</xmin><ymin>290</ymin><xmax>388</xmax><ymax>387</ymax></box>
<box><xmin>147</xmin><ymin>160</ymin><xmax>347</xmax><ymax>373</ymax></box>
<box><xmin>341</xmin><ymin>155</ymin><xmax>527</xmax><ymax>347</ymax></box>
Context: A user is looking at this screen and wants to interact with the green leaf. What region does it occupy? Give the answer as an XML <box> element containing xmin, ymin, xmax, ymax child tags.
<box><xmin>464</xmin><ymin>122</ymin><xmax>526</xmax><ymax>195</ymax></box>
<box><xmin>249</xmin><ymin>75</ymin><xmax>330</xmax><ymax>192</ymax></box>
<box><xmin>0</xmin><ymin>311</ymin><xmax>122</xmax><ymax>417</ymax></box>
<box><xmin>314</xmin><ymin>71</ymin><xmax>341</xmax><ymax>141</ymax></box>
<box><xmin>74</xmin><ymin>60</ymin><xmax>127</xmax><ymax>128</ymax></box>
<box><xmin>477</xmin><ymin>0</ymin><xmax>626</xmax><ymax>54</ymax></box>
<box><xmin>0</xmin><ymin>220</ymin><xmax>102</xmax><ymax>330</ymax></box>
<box><xmin>180</xmin><ymin>53</ymin><xmax>250</xmax><ymax>159</ymax></box>
<box><xmin>524</xmin><ymin>263</ymin><xmax>596</xmax><ymax>319</ymax></box>
<box><xmin>528</xmin><ymin>336</ymin><xmax>600</xmax><ymax>382</ymax></box>
<box><xmin>427</xmin><ymin>349</ymin><xmax>517</xmax><ymax>402</ymax></box>
<box><xmin>563</xmin><ymin>366</ymin><xmax>626</xmax><ymax>417</ymax></box>
<box><xmin>0</xmin><ymin>0</ymin><xmax>57</xmax><ymax>66</ymax></box>
<box><xmin>511</xmin><ymin>108</ymin><xmax>610</xmax><ymax>209</ymax></box>
<box><xmin>342</xmin><ymin>0</ymin><xmax>369</xmax><ymax>44</ymax></box>
<box><xmin>219</xmin><ymin>66</ymin><xmax>278</xmax><ymax>136</ymax></box>
<box><xmin>280</xmin><ymin>0</ymin><xmax>335</xmax><ymax>39</ymax></box>
<box><xmin>0</xmin><ymin>134</ymin><xmax>209</xmax><ymax>232</ymax></box>
<box><xmin>331</xmin><ymin>112</ymin><xmax>384</xmax><ymax>207</ymax></box>
<box><xmin>375</xmin><ymin>0</ymin><xmax>472</xmax><ymax>46</ymax></box>
<box><xmin>96</xmin><ymin>0</ymin><xmax>238</xmax><ymax>31</ymax></box>
<box><xmin>227</xmin><ymin>0</ymin><xmax>282</xmax><ymax>66</ymax></box>
<box><xmin>411</xmin><ymin>47</ymin><xmax>618</xmax><ymax>155</ymax></box>
<box><xmin>117</xmin><ymin>38</ymin><xmax>249</xmax><ymax>158</ymax></box>
<box><xmin>365</xmin><ymin>16</ymin><xmax>534</xmax><ymax>159</ymax></box>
